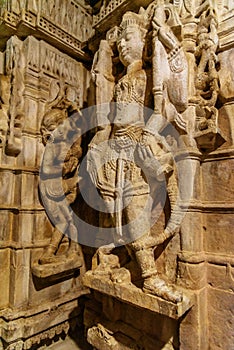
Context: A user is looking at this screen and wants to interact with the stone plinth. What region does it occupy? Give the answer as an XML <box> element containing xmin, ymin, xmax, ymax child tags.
<box><xmin>83</xmin><ymin>271</ymin><xmax>192</xmax><ymax>320</ymax></box>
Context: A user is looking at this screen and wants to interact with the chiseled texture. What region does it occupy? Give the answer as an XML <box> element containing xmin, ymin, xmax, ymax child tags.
<box><xmin>0</xmin><ymin>1</ymin><xmax>233</xmax><ymax>350</ymax></box>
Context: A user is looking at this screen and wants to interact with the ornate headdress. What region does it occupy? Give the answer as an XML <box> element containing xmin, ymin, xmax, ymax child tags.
<box><xmin>119</xmin><ymin>10</ymin><xmax>148</xmax><ymax>31</ymax></box>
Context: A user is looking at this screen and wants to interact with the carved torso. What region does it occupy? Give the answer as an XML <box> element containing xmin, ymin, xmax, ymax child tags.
<box><xmin>113</xmin><ymin>61</ymin><xmax>146</xmax><ymax>131</ymax></box>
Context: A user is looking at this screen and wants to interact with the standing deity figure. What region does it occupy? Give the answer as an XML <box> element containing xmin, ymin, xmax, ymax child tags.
<box><xmin>88</xmin><ymin>6</ymin><xmax>188</xmax><ymax>302</ymax></box>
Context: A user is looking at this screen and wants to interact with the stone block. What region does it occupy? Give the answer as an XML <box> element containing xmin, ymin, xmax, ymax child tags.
<box><xmin>12</xmin><ymin>212</ymin><xmax>34</xmax><ymax>244</ymax></box>
<box><xmin>201</xmin><ymin>158</ymin><xmax>234</xmax><ymax>203</ymax></box>
<box><xmin>219</xmin><ymin>48</ymin><xmax>234</xmax><ymax>102</ymax></box>
<box><xmin>0</xmin><ymin>249</ymin><xmax>10</xmax><ymax>308</ymax></box>
<box><xmin>217</xmin><ymin>105</ymin><xmax>234</xmax><ymax>147</ymax></box>
<box><xmin>204</xmin><ymin>213</ymin><xmax>234</xmax><ymax>255</ymax></box>
<box><xmin>20</xmin><ymin>173</ymin><xmax>35</xmax><ymax>206</ymax></box>
<box><xmin>24</xmin><ymin>98</ymin><xmax>39</xmax><ymax>133</ymax></box>
<box><xmin>0</xmin><ymin>211</ymin><xmax>13</xmax><ymax>242</ymax></box>
<box><xmin>0</xmin><ymin>171</ymin><xmax>14</xmax><ymax>206</ymax></box>
<box><xmin>208</xmin><ymin>288</ymin><xmax>234</xmax><ymax>350</ymax></box>
<box><xmin>32</xmin><ymin>211</ymin><xmax>53</xmax><ymax>243</ymax></box>
<box><xmin>16</xmin><ymin>136</ymin><xmax>37</xmax><ymax>168</ymax></box>
<box><xmin>180</xmin><ymin>212</ymin><xmax>203</xmax><ymax>252</ymax></box>
<box><xmin>180</xmin><ymin>288</ymin><xmax>208</xmax><ymax>350</ymax></box>
<box><xmin>177</xmin><ymin>260</ymin><xmax>206</xmax><ymax>290</ymax></box>
<box><xmin>9</xmin><ymin>249</ymin><xmax>30</xmax><ymax>308</ymax></box>
<box><xmin>207</xmin><ymin>263</ymin><xmax>234</xmax><ymax>292</ymax></box>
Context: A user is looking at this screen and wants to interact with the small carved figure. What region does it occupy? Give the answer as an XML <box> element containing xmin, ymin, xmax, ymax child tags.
<box><xmin>39</xmin><ymin>84</ymin><xmax>83</xmax><ymax>265</ymax></box>
<box><xmin>0</xmin><ymin>75</ymin><xmax>10</xmax><ymax>146</ymax></box>
<box><xmin>195</xmin><ymin>8</ymin><xmax>219</xmax><ymax>103</ymax></box>
<box><xmin>194</xmin><ymin>7</ymin><xmax>225</xmax><ymax>149</ymax></box>
<box><xmin>5</xmin><ymin>36</ymin><xmax>25</xmax><ymax>157</ymax></box>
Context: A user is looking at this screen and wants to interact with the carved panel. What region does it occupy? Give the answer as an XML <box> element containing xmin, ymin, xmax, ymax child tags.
<box><xmin>0</xmin><ymin>0</ymin><xmax>92</xmax><ymax>60</ymax></box>
<box><xmin>193</xmin><ymin>6</ymin><xmax>226</xmax><ymax>150</ymax></box>
<box><xmin>40</xmin><ymin>0</ymin><xmax>93</xmax><ymax>42</ymax></box>
<box><xmin>0</xmin><ymin>36</ymin><xmax>25</xmax><ymax>157</ymax></box>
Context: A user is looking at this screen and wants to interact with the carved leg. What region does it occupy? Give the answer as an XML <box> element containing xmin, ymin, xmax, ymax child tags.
<box><xmin>92</xmin><ymin>195</ymin><xmax>120</xmax><ymax>272</ymax></box>
<box><xmin>39</xmin><ymin>228</ymin><xmax>63</xmax><ymax>264</ymax></box>
<box><xmin>131</xmin><ymin>228</ymin><xmax>177</xmax><ymax>250</ymax></box>
<box><xmin>134</xmin><ymin>246</ymin><xmax>182</xmax><ymax>303</ymax></box>
<box><xmin>66</xmin><ymin>224</ymin><xmax>83</xmax><ymax>265</ymax></box>
<box><xmin>163</xmin><ymin>171</ymin><xmax>182</xmax><ymax>241</ymax></box>
<box><xmin>134</xmin><ymin>247</ymin><xmax>157</xmax><ymax>279</ymax></box>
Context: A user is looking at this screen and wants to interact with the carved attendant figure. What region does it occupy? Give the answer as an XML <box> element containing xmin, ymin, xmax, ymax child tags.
<box><xmin>39</xmin><ymin>107</ymin><xmax>83</xmax><ymax>264</ymax></box>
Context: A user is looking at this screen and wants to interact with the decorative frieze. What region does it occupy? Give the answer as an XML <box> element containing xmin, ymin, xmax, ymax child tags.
<box><xmin>0</xmin><ymin>0</ymin><xmax>93</xmax><ymax>60</ymax></box>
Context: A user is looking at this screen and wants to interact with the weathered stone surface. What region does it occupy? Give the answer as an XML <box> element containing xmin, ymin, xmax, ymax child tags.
<box><xmin>83</xmin><ymin>270</ymin><xmax>192</xmax><ymax>319</ymax></box>
<box><xmin>0</xmin><ymin>249</ymin><xmax>10</xmax><ymax>308</ymax></box>
<box><xmin>208</xmin><ymin>288</ymin><xmax>234</xmax><ymax>350</ymax></box>
<box><xmin>204</xmin><ymin>213</ymin><xmax>234</xmax><ymax>255</ymax></box>
<box><xmin>0</xmin><ymin>1</ymin><xmax>233</xmax><ymax>349</ymax></box>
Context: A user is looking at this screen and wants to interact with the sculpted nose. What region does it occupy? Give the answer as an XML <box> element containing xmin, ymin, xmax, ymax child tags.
<box><xmin>119</xmin><ymin>38</ymin><xmax>126</xmax><ymax>49</ymax></box>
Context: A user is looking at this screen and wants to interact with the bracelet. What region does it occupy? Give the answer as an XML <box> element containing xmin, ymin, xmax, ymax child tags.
<box><xmin>168</xmin><ymin>45</ymin><xmax>181</xmax><ymax>61</ymax></box>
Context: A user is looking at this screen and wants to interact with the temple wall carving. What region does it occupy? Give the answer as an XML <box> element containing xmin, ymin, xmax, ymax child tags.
<box><xmin>0</xmin><ymin>1</ymin><xmax>233</xmax><ymax>349</ymax></box>
<box><xmin>0</xmin><ymin>31</ymin><xmax>90</xmax><ymax>349</ymax></box>
<box><xmin>0</xmin><ymin>0</ymin><xmax>93</xmax><ymax>59</ymax></box>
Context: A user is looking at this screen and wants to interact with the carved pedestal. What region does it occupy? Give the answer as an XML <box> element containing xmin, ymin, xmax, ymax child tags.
<box><xmin>83</xmin><ymin>269</ymin><xmax>192</xmax><ymax>350</ymax></box>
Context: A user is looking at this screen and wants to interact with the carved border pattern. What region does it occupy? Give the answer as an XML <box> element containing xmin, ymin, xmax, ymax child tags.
<box><xmin>37</xmin><ymin>17</ymin><xmax>82</xmax><ymax>51</ymax></box>
<box><xmin>24</xmin><ymin>36</ymin><xmax>84</xmax><ymax>87</ymax></box>
<box><xmin>0</xmin><ymin>8</ymin><xmax>90</xmax><ymax>61</ymax></box>
<box><xmin>93</xmin><ymin>0</ymin><xmax>126</xmax><ymax>25</ymax></box>
<box><xmin>3</xmin><ymin>321</ymin><xmax>70</xmax><ymax>350</ymax></box>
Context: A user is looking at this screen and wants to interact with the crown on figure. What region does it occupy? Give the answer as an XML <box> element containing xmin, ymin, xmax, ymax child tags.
<box><xmin>119</xmin><ymin>9</ymin><xmax>148</xmax><ymax>32</ymax></box>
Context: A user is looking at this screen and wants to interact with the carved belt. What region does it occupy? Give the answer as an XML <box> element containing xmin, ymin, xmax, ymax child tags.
<box><xmin>111</xmin><ymin>125</ymin><xmax>143</xmax><ymax>151</ymax></box>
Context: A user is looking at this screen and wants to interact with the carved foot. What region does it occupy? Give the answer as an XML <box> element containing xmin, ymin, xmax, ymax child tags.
<box><xmin>39</xmin><ymin>246</ymin><xmax>83</xmax><ymax>267</ymax></box>
<box><xmin>39</xmin><ymin>246</ymin><xmax>58</xmax><ymax>264</ymax></box>
<box><xmin>110</xmin><ymin>267</ymin><xmax>131</xmax><ymax>284</ymax></box>
<box><xmin>143</xmin><ymin>276</ymin><xmax>183</xmax><ymax>303</ymax></box>
<box><xmin>98</xmin><ymin>243</ymin><xmax>115</xmax><ymax>255</ymax></box>
<box><xmin>95</xmin><ymin>254</ymin><xmax>120</xmax><ymax>275</ymax></box>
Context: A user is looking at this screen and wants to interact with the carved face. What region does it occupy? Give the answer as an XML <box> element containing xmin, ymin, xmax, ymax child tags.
<box><xmin>41</xmin><ymin>109</ymin><xmax>66</xmax><ymax>145</ymax></box>
<box><xmin>117</xmin><ymin>26</ymin><xmax>145</xmax><ymax>67</ymax></box>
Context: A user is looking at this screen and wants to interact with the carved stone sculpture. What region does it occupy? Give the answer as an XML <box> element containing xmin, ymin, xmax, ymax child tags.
<box><xmin>193</xmin><ymin>5</ymin><xmax>226</xmax><ymax>150</ymax></box>
<box><xmin>36</xmin><ymin>81</ymin><xmax>83</xmax><ymax>272</ymax></box>
<box><xmin>0</xmin><ymin>36</ymin><xmax>26</xmax><ymax>156</ymax></box>
<box><xmin>87</xmin><ymin>5</ymin><xmax>190</xmax><ymax>303</ymax></box>
<box><xmin>0</xmin><ymin>1</ymin><xmax>233</xmax><ymax>349</ymax></box>
<box><xmin>0</xmin><ymin>74</ymin><xmax>10</xmax><ymax>147</ymax></box>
